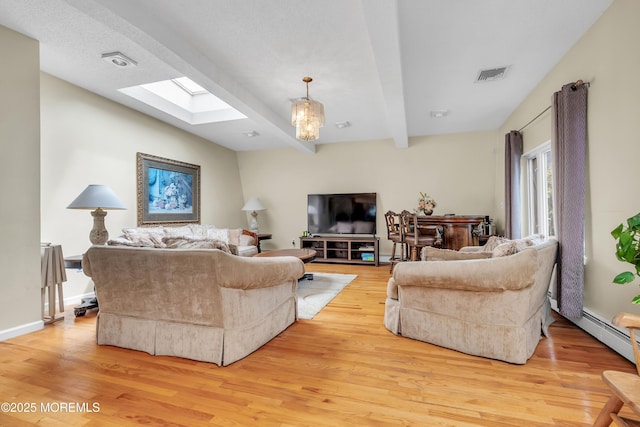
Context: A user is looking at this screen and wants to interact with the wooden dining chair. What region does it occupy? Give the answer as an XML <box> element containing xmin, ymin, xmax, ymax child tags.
<box><xmin>399</xmin><ymin>210</ymin><xmax>443</xmax><ymax>261</ymax></box>
<box><xmin>592</xmin><ymin>312</ymin><xmax>640</xmax><ymax>427</ymax></box>
<box><xmin>385</xmin><ymin>211</ymin><xmax>406</xmax><ymax>272</ymax></box>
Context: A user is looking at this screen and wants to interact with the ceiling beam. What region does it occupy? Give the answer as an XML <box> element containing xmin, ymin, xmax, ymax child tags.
<box><xmin>360</xmin><ymin>0</ymin><xmax>408</xmax><ymax>149</ymax></box>
<box><xmin>64</xmin><ymin>0</ymin><xmax>316</xmax><ymax>154</ymax></box>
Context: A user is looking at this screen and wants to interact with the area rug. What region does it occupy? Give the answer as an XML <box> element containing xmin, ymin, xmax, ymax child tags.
<box><xmin>297</xmin><ymin>273</ymin><xmax>357</xmax><ymax>320</ymax></box>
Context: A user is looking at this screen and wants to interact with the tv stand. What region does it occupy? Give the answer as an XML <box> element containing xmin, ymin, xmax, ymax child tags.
<box><xmin>300</xmin><ymin>235</ymin><xmax>379</xmax><ymax>266</ymax></box>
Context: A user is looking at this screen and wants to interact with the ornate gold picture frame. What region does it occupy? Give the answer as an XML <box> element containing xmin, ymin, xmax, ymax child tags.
<box><xmin>136</xmin><ymin>152</ymin><xmax>201</xmax><ymax>226</ymax></box>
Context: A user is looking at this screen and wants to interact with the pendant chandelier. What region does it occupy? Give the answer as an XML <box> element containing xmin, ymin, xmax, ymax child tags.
<box><xmin>291</xmin><ymin>77</ymin><xmax>325</xmax><ymax>141</ymax></box>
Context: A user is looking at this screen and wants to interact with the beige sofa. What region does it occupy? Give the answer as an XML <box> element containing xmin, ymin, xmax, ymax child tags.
<box><xmin>384</xmin><ymin>236</ymin><xmax>558</xmax><ymax>364</ymax></box>
<box><xmin>108</xmin><ymin>224</ymin><xmax>259</xmax><ymax>257</ymax></box>
<box><xmin>83</xmin><ymin>245</ymin><xmax>304</xmax><ymax>366</ymax></box>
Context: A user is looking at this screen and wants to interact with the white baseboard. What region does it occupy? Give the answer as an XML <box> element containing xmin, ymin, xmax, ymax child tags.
<box><xmin>550</xmin><ymin>298</ymin><xmax>635</xmax><ymax>363</ymax></box>
<box><xmin>0</xmin><ymin>320</ymin><xmax>44</xmax><ymax>342</ymax></box>
<box><xmin>4</xmin><ymin>292</ymin><xmax>97</xmax><ymax>342</ymax></box>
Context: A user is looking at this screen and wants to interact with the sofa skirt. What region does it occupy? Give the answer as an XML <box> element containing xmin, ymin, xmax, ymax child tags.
<box><xmin>222</xmin><ymin>296</ymin><xmax>296</xmax><ymax>366</ymax></box>
<box><xmin>397</xmin><ymin>300</ymin><xmax>549</xmax><ymax>364</ymax></box>
<box><xmin>96</xmin><ymin>283</ymin><xmax>297</xmax><ymax>366</ymax></box>
<box><xmin>97</xmin><ymin>312</ymin><xmax>224</xmax><ymax>365</ymax></box>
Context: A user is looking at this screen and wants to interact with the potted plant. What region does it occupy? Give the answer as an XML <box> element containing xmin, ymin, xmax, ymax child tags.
<box><xmin>612</xmin><ymin>212</ymin><xmax>640</xmax><ymax>304</ymax></box>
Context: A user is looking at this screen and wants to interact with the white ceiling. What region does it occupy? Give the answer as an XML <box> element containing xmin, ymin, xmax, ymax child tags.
<box><xmin>0</xmin><ymin>0</ymin><xmax>612</xmax><ymax>153</ymax></box>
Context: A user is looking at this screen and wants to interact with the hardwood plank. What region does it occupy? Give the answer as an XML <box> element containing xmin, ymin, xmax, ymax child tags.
<box><xmin>0</xmin><ymin>262</ymin><xmax>636</xmax><ymax>426</ymax></box>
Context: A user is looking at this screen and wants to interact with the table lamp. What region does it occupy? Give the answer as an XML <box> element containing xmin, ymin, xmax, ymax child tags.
<box><xmin>67</xmin><ymin>184</ymin><xmax>126</xmax><ymax>245</ymax></box>
<box><xmin>242</xmin><ymin>197</ymin><xmax>266</xmax><ymax>233</ymax></box>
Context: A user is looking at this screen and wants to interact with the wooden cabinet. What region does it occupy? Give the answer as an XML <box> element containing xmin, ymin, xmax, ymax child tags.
<box><xmin>416</xmin><ymin>215</ymin><xmax>485</xmax><ymax>250</ymax></box>
<box><xmin>300</xmin><ymin>236</ymin><xmax>379</xmax><ymax>266</ymax></box>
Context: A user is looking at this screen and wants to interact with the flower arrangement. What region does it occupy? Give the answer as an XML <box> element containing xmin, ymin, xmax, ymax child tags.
<box><xmin>417</xmin><ymin>192</ymin><xmax>436</xmax><ymax>215</ymax></box>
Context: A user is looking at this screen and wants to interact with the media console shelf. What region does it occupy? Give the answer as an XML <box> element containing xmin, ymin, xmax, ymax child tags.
<box><xmin>300</xmin><ymin>235</ymin><xmax>379</xmax><ymax>266</ymax></box>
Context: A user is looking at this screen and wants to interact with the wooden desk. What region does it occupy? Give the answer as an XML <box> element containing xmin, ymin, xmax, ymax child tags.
<box><xmin>416</xmin><ymin>215</ymin><xmax>485</xmax><ymax>250</ymax></box>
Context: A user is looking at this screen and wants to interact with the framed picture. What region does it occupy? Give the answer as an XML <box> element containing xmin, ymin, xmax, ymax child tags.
<box><xmin>136</xmin><ymin>152</ymin><xmax>201</xmax><ymax>226</ymax></box>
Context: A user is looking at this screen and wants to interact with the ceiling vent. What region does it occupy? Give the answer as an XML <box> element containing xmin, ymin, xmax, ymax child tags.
<box><xmin>476</xmin><ymin>66</ymin><xmax>509</xmax><ymax>82</ymax></box>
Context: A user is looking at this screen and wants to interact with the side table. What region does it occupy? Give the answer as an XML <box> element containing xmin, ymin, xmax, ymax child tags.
<box><xmin>256</xmin><ymin>233</ymin><xmax>272</xmax><ymax>253</ymax></box>
<box><xmin>64</xmin><ymin>254</ymin><xmax>99</xmax><ymax>317</ymax></box>
<box><xmin>64</xmin><ymin>254</ymin><xmax>82</xmax><ymax>270</ymax></box>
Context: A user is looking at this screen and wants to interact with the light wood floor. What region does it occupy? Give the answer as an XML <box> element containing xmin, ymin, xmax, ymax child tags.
<box><xmin>0</xmin><ymin>263</ymin><xmax>636</xmax><ymax>426</ymax></box>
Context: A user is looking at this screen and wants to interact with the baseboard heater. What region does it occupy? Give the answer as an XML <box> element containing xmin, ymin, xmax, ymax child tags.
<box><xmin>550</xmin><ymin>295</ymin><xmax>636</xmax><ymax>363</ymax></box>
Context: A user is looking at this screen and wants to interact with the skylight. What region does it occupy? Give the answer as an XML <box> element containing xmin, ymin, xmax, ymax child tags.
<box><xmin>119</xmin><ymin>77</ymin><xmax>246</xmax><ymax>125</ymax></box>
<box><xmin>172</xmin><ymin>77</ymin><xmax>208</xmax><ymax>95</ymax></box>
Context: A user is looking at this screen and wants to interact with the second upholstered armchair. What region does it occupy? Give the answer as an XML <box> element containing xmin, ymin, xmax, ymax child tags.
<box><xmin>384</xmin><ymin>236</ymin><xmax>558</xmax><ymax>364</ymax></box>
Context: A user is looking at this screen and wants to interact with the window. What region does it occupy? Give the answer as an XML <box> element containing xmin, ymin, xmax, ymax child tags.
<box><xmin>525</xmin><ymin>143</ymin><xmax>555</xmax><ymax>237</ymax></box>
<box><xmin>118</xmin><ymin>76</ymin><xmax>246</xmax><ymax>125</ymax></box>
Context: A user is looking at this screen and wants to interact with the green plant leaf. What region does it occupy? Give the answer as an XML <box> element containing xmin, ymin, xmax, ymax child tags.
<box><xmin>628</xmin><ymin>213</ymin><xmax>640</xmax><ymax>229</ymax></box>
<box><xmin>620</xmin><ymin>231</ymin><xmax>633</xmax><ymax>246</ymax></box>
<box><xmin>614</xmin><ymin>271</ymin><xmax>636</xmax><ymax>284</ymax></box>
<box><xmin>612</xmin><ymin>223</ymin><xmax>624</xmax><ymax>239</ymax></box>
<box><xmin>612</xmin><ymin>213</ymin><xmax>640</xmax><ymax>304</ymax></box>
<box><xmin>623</xmin><ymin>246</ymin><xmax>637</xmax><ymax>263</ymax></box>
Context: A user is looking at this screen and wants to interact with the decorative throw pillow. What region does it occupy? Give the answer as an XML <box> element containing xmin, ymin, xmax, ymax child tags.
<box><xmin>422</xmin><ymin>246</ymin><xmax>493</xmax><ymax>261</ymax></box>
<box><xmin>492</xmin><ymin>241</ymin><xmax>518</xmax><ymax>257</ymax></box>
<box><xmin>481</xmin><ymin>236</ymin><xmax>511</xmax><ymax>252</ymax></box>
<box><xmin>163</xmin><ymin>225</ymin><xmax>195</xmax><ymax>239</ymax></box>
<box><xmin>114</xmin><ymin>234</ymin><xmax>164</xmax><ymax>248</ymax></box>
<box><xmin>207</xmin><ymin>228</ymin><xmax>230</xmax><ymax>243</ymax></box>
<box><xmin>525</xmin><ymin>234</ymin><xmax>546</xmax><ymax>245</ymax></box>
<box><xmin>228</xmin><ymin>228</ymin><xmax>242</xmax><ymax>246</ymax></box>
<box><xmin>122</xmin><ymin>226</ymin><xmax>165</xmax><ymax>244</ymax></box>
<box><xmin>162</xmin><ymin>237</ymin><xmax>232</xmax><ymax>253</ymax></box>
<box><xmin>188</xmin><ymin>224</ymin><xmax>210</xmax><ymax>239</ymax></box>
<box><xmin>238</xmin><ymin>234</ymin><xmax>255</xmax><ymax>246</ymax></box>
<box><xmin>514</xmin><ymin>238</ymin><xmax>535</xmax><ymax>252</ymax></box>
<box><xmin>107</xmin><ymin>236</ymin><xmax>154</xmax><ymax>247</ymax></box>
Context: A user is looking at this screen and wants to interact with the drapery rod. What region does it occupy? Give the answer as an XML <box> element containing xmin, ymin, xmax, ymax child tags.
<box><xmin>517</xmin><ymin>80</ymin><xmax>590</xmax><ymax>132</ymax></box>
<box><xmin>518</xmin><ymin>106</ymin><xmax>551</xmax><ymax>132</ymax></box>
<box><xmin>571</xmin><ymin>79</ymin><xmax>590</xmax><ymax>90</ymax></box>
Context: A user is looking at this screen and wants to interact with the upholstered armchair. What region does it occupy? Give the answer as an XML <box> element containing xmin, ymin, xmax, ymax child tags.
<box><xmin>384</xmin><ymin>236</ymin><xmax>558</xmax><ymax>364</ymax></box>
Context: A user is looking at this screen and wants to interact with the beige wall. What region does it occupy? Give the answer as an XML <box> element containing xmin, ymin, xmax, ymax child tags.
<box><xmin>40</xmin><ymin>73</ymin><xmax>247</xmax><ymax>302</ymax></box>
<box><xmin>497</xmin><ymin>0</ymin><xmax>640</xmax><ymax>320</ymax></box>
<box><xmin>0</xmin><ymin>26</ymin><xmax>41</xmax><ymax>334</ymax></box>
<box><xmin>237</xmin><ymin>131</ymin><xmax>498</xmax><ymax>255</ymax></box>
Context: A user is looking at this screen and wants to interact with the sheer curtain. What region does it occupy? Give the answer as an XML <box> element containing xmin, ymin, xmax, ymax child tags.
<box><xmin>552</xmin><ymin>82</ymin><xmax>588</xmax><ymax>319</ymax></box>
<box><xmin>504</xmin><ymin>130</ymin><xmax>523</xmax><ymax>239</ymax></box>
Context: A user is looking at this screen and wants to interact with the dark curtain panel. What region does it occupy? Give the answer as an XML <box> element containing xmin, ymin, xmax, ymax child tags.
<box><xmin>552</xmin><ymin>83</ymin><xmax>588</xmax><ymax>319</ymax></box>
<box><xmin>504</xmin><ymin>131</ymin><xmax>523</xmax><ymax>239</ymax></box>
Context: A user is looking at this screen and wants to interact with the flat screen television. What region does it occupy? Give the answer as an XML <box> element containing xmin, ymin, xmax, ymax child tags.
<box><xmin>307</xmin><ymin>193</ymin><xmax>377</xmax><ymax>235</ymax></box>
